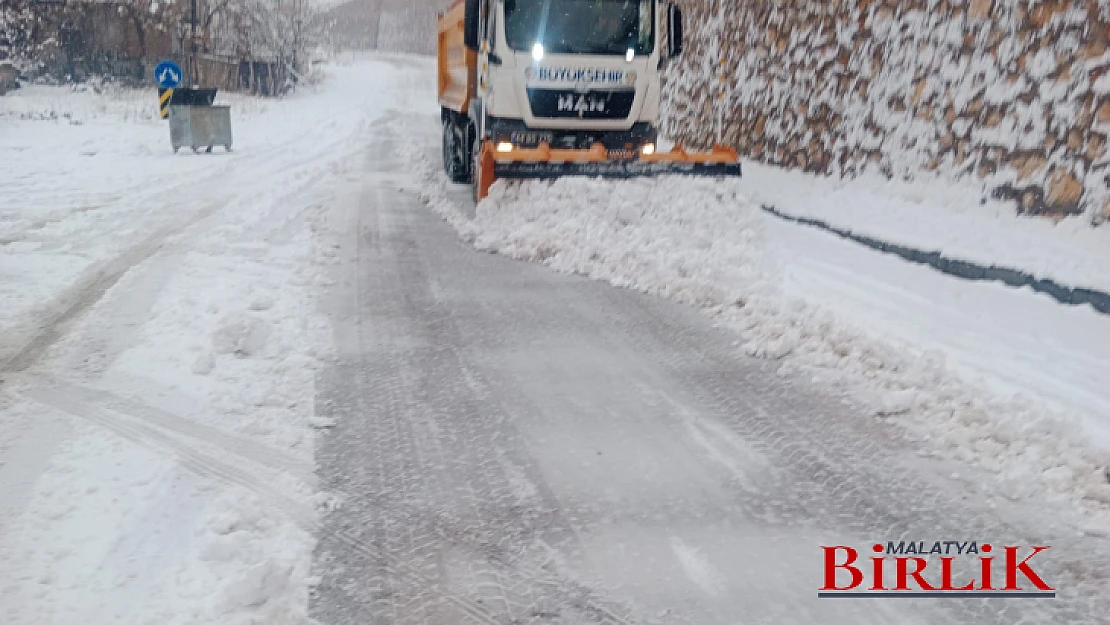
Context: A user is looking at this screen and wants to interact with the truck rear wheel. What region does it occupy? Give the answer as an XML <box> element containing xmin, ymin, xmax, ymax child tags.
<box><xmin>442</xmin><ymin>117</ymin><xmax>471</xmax><ymax>184</ymax></box>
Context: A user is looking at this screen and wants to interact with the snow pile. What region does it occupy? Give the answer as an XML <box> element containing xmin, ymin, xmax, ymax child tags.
<box><xmin>0</xmin><ymin>415</ymin><xmax>318</xmax><ymax>625</ymax></box>
<box><xmin>411</xmin><ymin>153</ymin><xmax>1110</xmax><ymax>525</ymax></box>
<box><xmin>192</xmin><ymin>491</ymin><xmax>316</xmax><ymax>624</ymax></box>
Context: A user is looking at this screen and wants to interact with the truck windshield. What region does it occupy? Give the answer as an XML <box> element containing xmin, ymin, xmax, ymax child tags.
<box><xmin>504</xmin><ymin>0</ymin><xmax>655</xmax><ymax>57</ymax></box>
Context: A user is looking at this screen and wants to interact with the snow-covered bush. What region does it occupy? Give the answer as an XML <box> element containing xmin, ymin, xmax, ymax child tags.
<box><xmin>202</xmin><ymin>0</ymin><xmax>323</xmax><ymax>94</ymax></box>
<box><xmin>1</xmin><ymin>0</ymin><xmax>41</xmax><ymax>78</ymax></box>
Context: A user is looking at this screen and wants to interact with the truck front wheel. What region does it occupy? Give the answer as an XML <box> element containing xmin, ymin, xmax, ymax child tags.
<box><xmin>442</xmin><ymin>116</ymin><xmax>471</xmax><ymax>184</ymax></box>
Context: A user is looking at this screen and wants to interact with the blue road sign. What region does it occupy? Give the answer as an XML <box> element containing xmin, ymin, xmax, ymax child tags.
<box><xmin>154</xmin><ymin>60</ymin><xmax>183</xmax><ymax>89</ymax></box>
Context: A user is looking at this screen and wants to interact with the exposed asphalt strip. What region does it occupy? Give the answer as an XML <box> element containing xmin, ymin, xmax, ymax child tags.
<box><xmin>760</xmin><ymin>204</ymin><xmax>1110</xmax><ymax>316</ymax></box>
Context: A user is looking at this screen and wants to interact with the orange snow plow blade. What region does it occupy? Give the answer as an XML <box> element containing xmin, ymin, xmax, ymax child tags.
<box><xmin>475</xmin><ymin>141</ymin><xmax>742</xmax><ymax>201</ymax></box>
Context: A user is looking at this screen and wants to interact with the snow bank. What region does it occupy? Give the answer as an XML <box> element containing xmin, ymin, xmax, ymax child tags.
<box><xmin>410</xmin><ymin>151</ymin><xmax>1110</xmax><ymax>528</ymax></box>
<box><xmin>741</xmin><ymin>162</ymin><xmax>1110</xmax><ymax>294</ymax></box>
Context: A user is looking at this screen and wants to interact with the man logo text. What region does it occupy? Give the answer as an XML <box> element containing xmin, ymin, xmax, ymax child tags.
<box><xmin>558</xmin><ymin>94</ymin><xmax>606</xmax><ymax>114</ymax></box>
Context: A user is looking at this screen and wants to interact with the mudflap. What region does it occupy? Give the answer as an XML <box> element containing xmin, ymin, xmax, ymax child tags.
<box><xmin>476</xmin><ymin>141</ymin><xmax>498</xmax><ymax>201</ymax></box>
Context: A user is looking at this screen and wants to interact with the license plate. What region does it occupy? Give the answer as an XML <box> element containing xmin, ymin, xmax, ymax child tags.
<box><xmin>510</xmin><ymin>131</ymin><xmax>554</xmax><ymax>146</ymax></box>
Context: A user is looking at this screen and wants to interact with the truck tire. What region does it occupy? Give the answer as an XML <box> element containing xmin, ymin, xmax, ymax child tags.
<box><xmin>442</xmin><ymin>117</ymin><xmax>471</xmax><ymax>184</ymax></box>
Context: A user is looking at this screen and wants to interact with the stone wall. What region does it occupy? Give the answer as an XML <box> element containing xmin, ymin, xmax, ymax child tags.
<box><xmin>661</xmin><ymin>0</ymin><xmax>1110</xmax><ymax>223</ymax></box>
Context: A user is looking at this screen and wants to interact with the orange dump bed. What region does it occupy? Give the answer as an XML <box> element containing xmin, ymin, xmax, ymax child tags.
<box><xmin>437</xmin><ymin>1</ymin><xmax>476</xmax><ymax>115</ymax></box>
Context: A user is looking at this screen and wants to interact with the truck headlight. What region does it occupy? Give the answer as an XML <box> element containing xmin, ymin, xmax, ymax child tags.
<box><xmin>641</xmin><ymin>143</ymin><xmax>656</xmax><ymax>156</ymax></box>
<box><xmin>497</xmin><ymin>142</ymin><xmax>514</xmax><ymax>153</ymax></box>
<box><xmin>532</xmin><ymin>43</ymin><xmax>544</xmax><ymax>61</ymax></box>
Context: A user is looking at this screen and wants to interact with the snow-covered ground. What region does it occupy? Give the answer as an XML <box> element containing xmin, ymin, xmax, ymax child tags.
<box><xmin>741</xmin><ymin>163</ymin><xmax>1110</xmax><ymax>294</ymax></box>
<box><xmin>4</xmin><ymin>52</ymin><xmax>1110</xmax><ymax>623</ymax></box>
<box><xmin>0</xmin><ymin>58</ymin><xmax>411</xmax><ymax>624</ymax></box>
<box><xmin>412</xmin><ymin>154</ymin><xmax>1110</xmax><ymax>531</ymax></box>
<box><xmin>0</xmin><ymin>82</ymin><xmax>266</xmax><ymax>362</ymax></box>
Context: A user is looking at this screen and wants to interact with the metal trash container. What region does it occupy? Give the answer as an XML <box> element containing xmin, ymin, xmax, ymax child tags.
<box><xmin>169</xmin><ymin>105</ymin><xmax>233</xmax><ymax>153</ymax></box>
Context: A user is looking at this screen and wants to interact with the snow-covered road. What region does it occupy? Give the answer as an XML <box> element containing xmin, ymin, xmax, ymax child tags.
<box><xmin>309</xmin><ymin>66</ymin><xmax>1109</xmax><ymax>623</ymax></box>
<box><xmin>3</xmin><ymin>56</ymin><xmax>1110</xmax><ymax>624</ymax></box>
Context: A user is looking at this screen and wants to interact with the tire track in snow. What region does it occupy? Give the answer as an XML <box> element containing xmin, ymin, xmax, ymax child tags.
<box><xmin>16</xmin><ymin>387</ymin><xmax>510</xmax><ymax>624</ymax></box>
<box><xmin>0</xmin><ymin>89</ymin><xmax>382</xmax><ymax>377</ymax></box>
<box><xmin>23</xmin><ymin>380</ymin><xmax>314</xmax><ymax>483</ymax></box>
<box><xmin>585</xmin><ymin>261</ymin><xmax>1110</xmax><ymax>624</ymax></box>
<box><xmin>311</xmin><ymin>121</ymin><xmax>643</xmax><ymax>624</ymax></box>
<box><xmin>19</xmin><ymin>388</ymin><xmax>317</xmax><ymax>529</ymax></box>
<box><xmin>0</xmin><ymin>213</ymin><xmax>213</xmax><ymax>375</ymax></box>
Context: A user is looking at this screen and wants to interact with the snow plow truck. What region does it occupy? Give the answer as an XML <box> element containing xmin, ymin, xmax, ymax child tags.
<box><xmin>437</xmin><ymin>0</ymin><xmax>742</xmax><ymax>200</ymax></box>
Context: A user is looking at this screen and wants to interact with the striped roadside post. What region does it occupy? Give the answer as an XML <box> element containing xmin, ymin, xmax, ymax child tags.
<box><xmin>153</xmin><ymin>60</ymin><xmax>184</xmax><ymax>120</ymax></box>
<box><xmin>158</xmin><ymin>87</ymin><xmax>174</xmax><ymax>119</ymax></box>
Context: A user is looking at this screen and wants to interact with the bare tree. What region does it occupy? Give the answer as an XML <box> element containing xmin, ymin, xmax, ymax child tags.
<box><xmin>114</xmin><ymin>0</ymin><xmax>186</xmax><ymax>61</ymax></box>
<box><xmin>204</xmin><ymin>0</ymin><xmax>319</xmax><ymax>94</ymax></box>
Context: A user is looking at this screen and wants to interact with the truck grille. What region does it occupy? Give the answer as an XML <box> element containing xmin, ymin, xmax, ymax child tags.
<box><xmin>527</xmin><ymin>89</ymin><xmax>635</xmax><ymax>120</ymax></box>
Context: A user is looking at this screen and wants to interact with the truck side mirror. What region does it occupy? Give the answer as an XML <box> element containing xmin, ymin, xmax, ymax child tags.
<box><xmin>668</xmin><ymin>4</ymin><xmax>684</xmax><ymax>57</ymax></box>
<box><xmin>464</xmin><ymin>0</ymin><xmax>480</xmax><ymax>50</ymax></box>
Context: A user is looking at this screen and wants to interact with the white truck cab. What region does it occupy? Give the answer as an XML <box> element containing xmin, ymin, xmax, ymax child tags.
<box><xmin>464</xmin><ymin>0</ymin><xmax>685</xmax><ymax>157</ymax></box>
<box><xmin>440</xmin><ymin>0</ymin><xmax>740</xmax><ymax>200</ymax></box>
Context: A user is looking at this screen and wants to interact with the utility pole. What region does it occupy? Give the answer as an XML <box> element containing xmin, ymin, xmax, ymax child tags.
<box><xmin>190</xmin><ymin>0</ymin><xmax>198</xmax><ymax>85</ymax></box>
<box><xmin>372</xmin><ymin>0</ymin><xmax>383</xmax><ymax>50</ymax></box>
<box><xmin>292</xmin><ymin>0</ymin><xmax>300</xmax><ymax>90</ymax></box>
